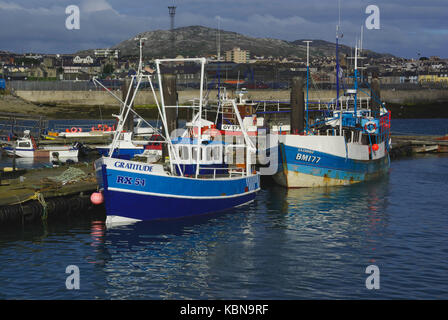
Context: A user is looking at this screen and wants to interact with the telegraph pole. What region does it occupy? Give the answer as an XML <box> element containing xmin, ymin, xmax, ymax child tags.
<box><xmin>168</xmin><ymin>6</ymin><xmax>176</xmax><ymax>57</ymax></box>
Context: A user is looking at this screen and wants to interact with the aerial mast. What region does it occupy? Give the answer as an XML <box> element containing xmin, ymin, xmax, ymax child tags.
<box><xmin>168</xmin><ymin>4</ymin><xmax>177</xmax><ymax>57</ymax></box>
<box><xmin>336</xmin><ymin>0</ymin><xmax>342</xmax><ymax>110</ymax></box>
<box><xmin>303</xmin><ymin>40</ymin><xmax>312</xmax><ymax>133</ymax></box>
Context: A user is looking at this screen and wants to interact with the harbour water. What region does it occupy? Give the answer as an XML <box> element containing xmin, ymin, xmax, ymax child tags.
<box><xmin>0</xmin><ymin>119</ymin><xmax>447</xmax><ymax>299</ymax></box>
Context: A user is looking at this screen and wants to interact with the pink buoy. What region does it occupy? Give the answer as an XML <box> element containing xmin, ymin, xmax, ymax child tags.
<box><xmin>90</xmin><ymin>192</ymin><xmax>104</xmax><ymax>205</ymax></box>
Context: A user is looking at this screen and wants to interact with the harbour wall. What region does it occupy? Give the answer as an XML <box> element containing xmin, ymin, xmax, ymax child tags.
<box><xmin>14</xmin><ymin>89</ymin><xmax>448</xmax><ymax>107</ymax></box>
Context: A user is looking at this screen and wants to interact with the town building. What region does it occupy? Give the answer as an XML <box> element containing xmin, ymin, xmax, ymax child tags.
<box><xmin>225</xmin><ymin>47</ymin><xmax>250</xmax><ymax>64</ymax></box>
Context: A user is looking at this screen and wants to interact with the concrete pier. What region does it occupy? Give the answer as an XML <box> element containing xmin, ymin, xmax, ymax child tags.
<box><xmin>0</xmin><ymin>163</ymin><xmax>103</xmax><ymax>226</ymax></box>
<box><xmin>13</xmin><ymin>88</ymin><xmax>448</xmax><ymax>108</ymax></box>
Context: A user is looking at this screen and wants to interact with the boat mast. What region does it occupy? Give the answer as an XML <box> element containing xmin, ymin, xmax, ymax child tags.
<box><xmin>136</xmin><ymin>37</ymin><xmax>146</xmax><ymax>74</ymax></box>
<box><xmin>354</xmin><ymin>44</ymin><xmax>358</xmax><ymax>122</ymax></box>
<box><xmin>215</xmin><ymin>16</ymin><xmax>222</xmax><ymax>125</ymax></box>
<box><xmin>303</xmin><ymin>40</ymin><xmax>312</xmax><ymax>134</ymax></box>
<box><xmin>336</xmin><ymin>0</ymin><xmax>343</xmax><ymax>136</ymax></box>
<box><xmin>107</xmin><ymin>39</ymin><xmax>146</xmax><ymax>158</ymax></box>
<box><xmin>336</xmin><ymin>0</ymin><xmax>341</xmax><ymax>110</ymax></box>
<box><xmin>195</xmin><ymin>58</ymin><xmax>206</xmax><ymax>178</ymax></box>
<box><xmin>217</xmin><ymin>16</ymin><xmax>221</xmax><ymax>108</ymax></box>
<box><xmin>336</xmin><ymin>27</ymin><xmax>340</xmax><ymax>111</ymax></box>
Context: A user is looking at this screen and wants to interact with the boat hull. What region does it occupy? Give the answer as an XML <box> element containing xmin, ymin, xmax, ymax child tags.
<box><xmin>95</xmin><ymin>157</ymin><xmax>260</xmax><ymax>221</ymax></box>
<box><xmin>3</xmin><ymin>147</ymin><xmax>78</xmax><ymax>159</ymax></box>
<box><xmin>274</xmin><ymin>135</ymin><xmax>390</xmax><ymax>188</ymax></box>
<box><xmin>103</xmin><ymin>188</ymin><xmax>257</xmax><ymax>221</ymax></box>
<box><xmin>96</xmin><ymin>147</ymin><xmax>144</xmax><ymax>160</ymax></box>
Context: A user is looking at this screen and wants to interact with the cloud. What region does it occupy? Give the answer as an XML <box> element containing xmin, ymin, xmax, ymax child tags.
<box><xmin>81</xmin><ymin>0</ymin><xmax>115</xmax><ymax>13</ymax></box>
<box><xmin>0</xmin><ymin>0</ymin><xmax>446</xmax><ymax>58</ymax></box>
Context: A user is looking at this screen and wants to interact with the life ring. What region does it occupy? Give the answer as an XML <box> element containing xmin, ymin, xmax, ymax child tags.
<box><xmin>78</xmin><ymin>128</ymin><xmax>83</xmax><ymax>132</ymax></box>
<box><xmin>71</xmin><ymin>127</ymin><xmax>78</xmax><ymax>133</ymax></box>
<box><xmin>364</xmin><ymin>121</ymin><xmax>377</xmax><ymax>134</ymax></box>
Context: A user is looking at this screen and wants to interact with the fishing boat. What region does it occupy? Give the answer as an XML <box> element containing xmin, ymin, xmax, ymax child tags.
<box><xmin>94</xmin><ymin>131</ymin><xmax>162</xmax><ymax>160</ymax></box>
<box><xmin>94</xmin><ymin>54</ymin><xmax>260</xmax><ymax>223</ymax></box>
<box><xmin>57</xmin><ymin>124</ymin><xmax>116</xmax><ymax>139</ymax></box>
<box><xmin>273</xmin><ymin>31</ymin><xmax>391</xmax><ymax>187</ymax></box>
<box><xmin>2</xmin><ymin>130</ymin><xmax>79</xmax><ymax>159</ymax></box>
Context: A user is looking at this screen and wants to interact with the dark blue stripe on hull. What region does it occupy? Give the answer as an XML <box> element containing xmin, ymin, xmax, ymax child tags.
<box><xmin>103</xmin><ymin>189</ymin><xmax>256</xmax><ymax>221</ymax></box>
<box><xmin>96</xmin><ymin>148</ymin><xmax>143</xmax><ymax>160</ymax></box>
<box><xmin>280</xmin><ymin>143</ymin><xmax>390</xmax><ymax>181</ymax></box>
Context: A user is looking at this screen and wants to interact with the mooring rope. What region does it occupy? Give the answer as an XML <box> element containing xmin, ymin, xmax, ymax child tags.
<box><xmin>35</xmin><ymin>192</ymin><xmax>48</xmax><ymax>221</ymax></box>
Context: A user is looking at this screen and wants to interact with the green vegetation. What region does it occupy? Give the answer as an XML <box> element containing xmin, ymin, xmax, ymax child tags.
<box><xmin>134</xmin><ymin>104</ymin><xmax>158</xmax><ymax>109</ymax></box>
<box><xmin>14</xmin><ymin>57</ymin><xmax>40</xmax><ymax>67</ymax></box>
<box><xmin>102</xmin><ymin>64</ymin><xmax>115</xmax><ymax>77</ymax></box>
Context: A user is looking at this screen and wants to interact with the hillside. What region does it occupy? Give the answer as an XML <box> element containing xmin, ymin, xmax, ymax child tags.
<box><xmin>78</xmin><ymin>25</ymin><xmax>394</xmax><ymax>59</ymax></box>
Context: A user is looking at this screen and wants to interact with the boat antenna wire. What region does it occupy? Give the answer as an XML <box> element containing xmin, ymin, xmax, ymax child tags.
<box><xmin>303</xmin><ymin>40</ymin><xmax>312</xmax><ymax>134</ymax></box>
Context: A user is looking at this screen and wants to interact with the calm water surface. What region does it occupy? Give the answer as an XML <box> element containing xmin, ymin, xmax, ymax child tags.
<box><xmin>0</xmin><ymin>119</ymin><xmax>447</xmax><ymax>299</ymax></box>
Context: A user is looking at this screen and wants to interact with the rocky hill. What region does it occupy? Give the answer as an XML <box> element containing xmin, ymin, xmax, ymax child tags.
<box><xmin>79</xmin><ymin>25</ymin><xmax>393</xmax><ymax>59</ymax></box>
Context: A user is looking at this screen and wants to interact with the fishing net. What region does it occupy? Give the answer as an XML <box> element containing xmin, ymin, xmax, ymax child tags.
<box><xmin>45</xmin><ymin>167</ymin><xmax>89</xmax><ymax>185</ymax></box>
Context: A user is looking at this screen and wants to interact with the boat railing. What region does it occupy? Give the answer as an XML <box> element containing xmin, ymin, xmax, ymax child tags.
<box><xmin>318</xmin><ymin>96</ymin><xmax>372</xmax><ymax>112</ymax></box>
<box><xmin>187</xmin><ymin>166</ymin><xmax>246</xmax><ymax>179</ymax></box>
<box><xmin>229</xmin><ymin>167</ymin><xmax>245</xmax><ymax>178</ymax></box>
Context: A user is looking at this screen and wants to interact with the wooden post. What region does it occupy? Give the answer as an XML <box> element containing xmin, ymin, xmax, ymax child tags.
<box><xmin>161</xmin><ymin>74</ymin><xmax>178</xmax><ymax>159</ymax></box>
<box><xmin>121</xmin><ymin>78</ymin><xmax>135</xmax><ymax>132</ymax></box>
<box><xmin>162</xmin><ymin>74</ymin><xmax>178</xmax><ymax>135</ymax></box>
<box><xmin>290</xmin><ymin>77</ymin><xmax>305</xmax><ymax>134</ymax></box>
<box><xmin>371</xmin><ymin>73</ymin><xmax>381</xmax><ymax>118</ymax></box>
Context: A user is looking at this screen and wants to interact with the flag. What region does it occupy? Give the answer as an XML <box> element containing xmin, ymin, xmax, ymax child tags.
<box><xmin>144</xmin><ymin>66</ymin><xmax>155</xmax><ymax>74</ymax></box>
<box><xmin>338</xmin><ymin>67</ymin><xmax>344</xmax><ymax>79</ymax></box>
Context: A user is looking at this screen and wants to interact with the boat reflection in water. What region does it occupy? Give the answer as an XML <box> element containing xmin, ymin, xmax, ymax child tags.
<box><xmin>98</xmin><ymin>175</ymin><xmax>390</xmax><ymax>299</ymax></box>
<box><xmin>0</xmin><ymin>155</ymin><xmax>78</xmax><ymax>169</ymax></box>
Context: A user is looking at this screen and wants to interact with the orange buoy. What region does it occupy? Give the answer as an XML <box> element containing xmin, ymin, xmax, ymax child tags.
<box><xmin>372</xmin><ymin>144</ymin><xmax>379</xmax><ymax>151</ymax></box>
<box><xmin>90</xmin><ymin>192</ymin><xmax>104</xmax><ymax>205</ymax></box>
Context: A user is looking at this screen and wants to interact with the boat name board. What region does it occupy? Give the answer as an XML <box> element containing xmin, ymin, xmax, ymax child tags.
<box><xmin>295</xmin><ymin>148</ymin><xmax>321</xmax><ymax>164</ymax></box>
<box><xmin>114</xmin><ymin>161</ymin><xmax>153</xmax><ymax>172</ymax></box>
<box><xmin>297</xmin><ymin>148</ymin><xmax>314</xmax><ymax>154</ymax></box>
<box><xmin>222</xmin><ymin>125</ymin><xmax>242</xmax><ymax>131</ymax></box>
<box><xmin>116</xmin><ymin>175</ymin><xmax>146</xmax><ymax>187</ymax></box>
<box><xmin>295</xmin><ymin>153</ymin><xmax>321</xmax><ymax>163</ymax></box>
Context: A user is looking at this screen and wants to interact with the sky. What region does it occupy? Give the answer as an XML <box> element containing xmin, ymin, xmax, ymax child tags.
<box><xmin>0</xmin><ymin>0</ymin><xmax>447</xmax><ymax>59</ymax></box>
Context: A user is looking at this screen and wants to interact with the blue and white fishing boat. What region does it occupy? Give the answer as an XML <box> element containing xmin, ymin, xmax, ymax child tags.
<box><xmin>94</xmin><ymin>56</ymin><xmax>260</xmax><ymax>223</ymax></box>
<box><xmin>91</xmin><ymin>40</ymin><xmax>160</xmax><ymax>161</ymax></box>
<box><xmin>273</xmin><ymin>28</ymin><xmax>391</xmax><ymax>188</ymax></box>
<box><xmin>94</xmin><ymin>131</ymin><xmax>162</xmax><ymax>160</ymax></box>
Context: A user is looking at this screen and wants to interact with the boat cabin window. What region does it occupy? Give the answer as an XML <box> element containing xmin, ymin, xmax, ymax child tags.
<box><xmin>18</xmin><ymin>142</ymin><xmax>31</xmax><ymax>148</ymax></box>
<box><xmin>178</xmin><ymin>145</ymin><xmax>189</xmax><ymax>160</ymax></box>
<box><xmin>192</xmin><ymin>146</ymin><xmax>201</xmax><ymax>161</ymax></box>
<box><xmin>212</xmin><ymin>146</ymin><xmax>221</xmax><ymax>161</ymax></box>
<box><xmin>174</xmin><ymin>144</ymin><xmax>223</xmax><ymax>164</ymax></box>
<box><xmin>205</xmin><ymin>146</ymin><xmax>212</xmax><ymax>161</ymax></box>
